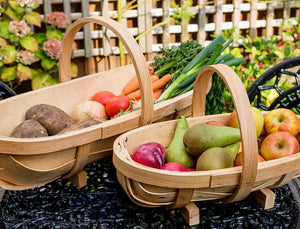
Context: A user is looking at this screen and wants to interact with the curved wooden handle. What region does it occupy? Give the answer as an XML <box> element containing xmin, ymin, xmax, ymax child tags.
<box><xmin>192</xmin><ymin>64</ymin><xmax>258</xmax><ymax>203</ymax></box>
<box><xmin>59</xmin><ymin>16</ymin><xmax>153</xmax><ymax>126</ymax></box>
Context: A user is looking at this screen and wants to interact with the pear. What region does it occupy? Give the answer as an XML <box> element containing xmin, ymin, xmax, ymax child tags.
<box><xmin>224</xmin><ymin>141</ymin><xmax>241</xmax><ymax>161</ymax></box>
<box><xmin>166</xmin><ymin>116</ymin><xmax>196</xmax><ymax>169</ymax></box>
<box><xmin>183</xmin><ymin>123</ymin><xmax>241</xmax><ymax>157</ymax></box>
<box><xmin>196</xmin><ymin>147</ymin><xmax>234</xmax><ymax>171</ymax></box>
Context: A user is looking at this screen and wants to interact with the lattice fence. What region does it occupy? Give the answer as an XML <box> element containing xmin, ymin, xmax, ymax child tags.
<box><xmin>36</xmin><ymin>0</ymin><xmax>300</xmax><ymax>76</ymax></box>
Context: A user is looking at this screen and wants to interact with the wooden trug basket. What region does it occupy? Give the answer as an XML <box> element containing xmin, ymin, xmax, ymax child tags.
<box><xmin>113</xmin><ymin>64</ymin><xmax>300</xmax><ymax>226</ymax></box>
<box><xmin>0</xmin><ymin>16</ymin><xmax>193</xmax><ymax>190</ymax></box>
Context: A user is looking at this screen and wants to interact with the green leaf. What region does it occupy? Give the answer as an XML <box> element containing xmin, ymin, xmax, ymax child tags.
<box><xmin>24</xmin><ymin>12</ymin><xmax>42</xmax><ymax>27</ymax></box>
<box><xmin>8</xmin><ymin>0</ymin><xmax>17</xmax><ymax>9</ymax></box>
<box><xmin>14</xmin><ymin>4</ymin><xmax>26</xmax><ymax>15</ymax></box>
<box><xmin>274</xmin><ymin>50</ymin><xmax>285</xmax><ymax>60</ymax></box>
<box><xmin>70</xmin><ymin>62</ymin><xmax>78</xmax><ymax>78</ymax></box>
<box><xmin>0</xmin><ymin>38</ymin><xmax>8</xmax><ymax>48</ymax></box>
<box><xmin>284</xmin><ymin>46</ymin><xmax>292</xmax><ymax>57</ymax></box>
<box><xmin>46</xmin><ymin>29</ymin><xmax>63</xmax><ymax>41</ymax></box>
<box><xmin>31</xmin><ymin>72</ymin><xmax>59</xmax><ymax>90</ymax></box>
<box><xmin>1</xmin><ymin>45</ymin><xmax>17</xmax><ymax>64</ymax></box>
<box><xmin>20</xmin><ymin>36</ymin><xmax>38</xmax><ymax>52</ymax></box>
<box><xmin>5</xmin><ymin>7</ymin><xmax>22</xmax><ymax>20</ymax></box>
<box><xmin>41</xmin><ymin>57</ymin><xmax>57</xmax><ymax>70</ymax></box>
<box><xmin>0</xmin><ymin>21</ymin><xmax>10</xmax><ymax>39</ymax></box>
<box><xmin>17</xmin><ymin>63</ymin><xmax>32</xmax><ymax>81</ymax></box>
<box><xmin>1</xmin><ymin>66</ymin><xmax>17</xmax><ymax>82</ymax></box>
<box><xmin>32</xmin><ymin>33</ymin><xmax>47</xmax><ymax>44</ymax></box>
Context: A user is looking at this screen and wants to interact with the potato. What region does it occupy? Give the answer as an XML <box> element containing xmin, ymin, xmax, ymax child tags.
<box><xmin>11</xmin><ymin>119</ymin><xmax>48</xmax><ymax>138</ymax></box>
<box><xmin>26</xmin><ymin>104</ymin><xmax>75</xmax><ymax>135</ymax></box>
<box><xmin>57</xmin><ymin>119</ymin><xmax>102</xmax><ymax>134</ymax></box>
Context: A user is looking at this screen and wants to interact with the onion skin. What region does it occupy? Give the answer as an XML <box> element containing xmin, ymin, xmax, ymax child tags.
<box><xmin>131</xmin><ymin>142</ymin><xmax>166</xmax><ymax>169</ymax></box>
<box><xmin>73</xmin><ymin>100</ymin><xmax>108</xmax><ymax>122</ymax></box>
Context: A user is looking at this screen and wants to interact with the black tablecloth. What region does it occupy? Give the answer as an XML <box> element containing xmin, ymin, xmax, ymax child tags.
<box><xmin>0</xmin><ymin>159</ymin><xmax>299</xmax><ymax>229</ymax></box>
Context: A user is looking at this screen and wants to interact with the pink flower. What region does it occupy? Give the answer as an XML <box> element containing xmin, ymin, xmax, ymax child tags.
<box><xmin>16</xmin><ymin>0</ymin><xmax>36</xmax><ymax>8</ymax></box>
<box><xmin>9</xmin><ymin>20</ymin><xmax>30</xmax><ymax>38</ymax></box>
<box><xmin>16</xmin><ymin>50</ymin><xmax>35</xmax><ymax>65</ymax></box>
<box><xmin>45</xmin><ymin>12</ymin><xmax>68</xmax><ymax>29</ymax></box>
<box><xmin>42</xmin><ymin>39</ymin><xmax>61</xmax><ymax>60</ymax></box>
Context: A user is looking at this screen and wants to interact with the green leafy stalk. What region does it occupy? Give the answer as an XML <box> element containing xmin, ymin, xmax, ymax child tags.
<box><xmin>158</xmin><ymin>35</ymin><xmax>227</xmax><ymax>101</ymax></box>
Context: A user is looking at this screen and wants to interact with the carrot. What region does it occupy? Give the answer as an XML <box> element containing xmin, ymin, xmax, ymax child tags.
<box><xmin>153</xmin><ymin>88</ymin><xmax>163</xmax><ymax>101</ymax></box>
<box><xmin>122</xmin><ymin>74</ymin><xmax>159</xmax><ymax>95</ymax></box>
<box><xmin>127</xmin><ymin>74</ymin><xmax>172</xmax><ymax>100</ymax></box>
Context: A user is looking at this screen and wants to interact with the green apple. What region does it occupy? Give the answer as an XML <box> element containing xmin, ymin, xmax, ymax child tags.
<box><xmin>260</xmin><ymin>131</ymin><xmax>299</xmax><ymax>160</ymax></box>
<box><xmin>229</xmin><ymin>107</ymin><xmax>264</xmax><ymax>137</ymax></box>
<box><xmin>264</xmin><ymin>108</ymin><xmax>300</xmax><ymax>136</ymax></box>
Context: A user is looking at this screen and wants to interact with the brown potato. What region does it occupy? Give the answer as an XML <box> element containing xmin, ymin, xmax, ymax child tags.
<box><xmin>11</xmin><ymin>119</ymin><xmax>48</xmax><ymax>138</ymax></box>
<box><xmin>26</xmin><ymin>104</ymin><xmax>75</xmax><ymax>135</ymax></box>
<box><xmin>57</xmin><ymin>119</ymin><xmax>102</xmax><ymax>134</ymax></box>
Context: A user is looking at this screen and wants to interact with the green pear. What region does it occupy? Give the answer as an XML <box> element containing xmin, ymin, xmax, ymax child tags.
<box><xmin>224</xmin><ymin>141</ymin><xmax>241</xmax><ymax>161</ymax></box>
<box><xmin>166</xmin><ymin>116</ymin><xmax>196</xmax><ymax>169</ymax></box>
<box><xmin>196</xmin><ymin>147</ymin><xmax>234</xmax><ymax>171</ymax></box>
<box><xmin>183</xmin><ymin>123</ymin><xmax>241</xmax><ymax>157</ymax></box>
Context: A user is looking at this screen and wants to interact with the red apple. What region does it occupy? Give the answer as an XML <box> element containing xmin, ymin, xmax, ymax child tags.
<box><xmin>206</xmin><ymin>121</ymin><xmax>226</xmax><ymax>126</ymax></box>
<box><xmin>234</xmin><ymin>152</ymin><xmax>265</xmax><ymax>166</ymax></box>
<box><xmin>161</xmin><ymin>162</ymin><xmax>188</xmax><ymax>171</ymax></box>
<box><xmin>260</xmin><ymin>131</ymin><xmax>300</xmax><ymax>160</ymax></box>
<box><xmin>264</xmin><ymin>108</ymin><xmax>300</xmax><ymax>136</ymax></box>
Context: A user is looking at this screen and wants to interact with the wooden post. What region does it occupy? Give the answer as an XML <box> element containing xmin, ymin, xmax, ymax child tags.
<box><xmin>252</xmin><ymin>188</ymin><xmax>276</xmax><ymax>210</ymax></box>
<box><xmin>180</xmin><ymin>202</ymin><xmax>200</xmax><ymax>226</ymax></box>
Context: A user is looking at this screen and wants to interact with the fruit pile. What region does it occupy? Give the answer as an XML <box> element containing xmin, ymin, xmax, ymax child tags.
<box><xmin>131</xmin><ymin>107</ymin><xmax>300</xmax><ymax>171</ymax></box>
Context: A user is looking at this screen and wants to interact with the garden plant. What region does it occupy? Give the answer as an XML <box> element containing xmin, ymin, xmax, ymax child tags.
<box><xmin>0</xmin><ymin>0</ymin><xmax>77</xmax><ymax>92</ymax></box>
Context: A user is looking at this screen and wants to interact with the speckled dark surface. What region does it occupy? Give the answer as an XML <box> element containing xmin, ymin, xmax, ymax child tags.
<box><xmin>0</xmin><ymin>159</ymin><xmax>299</xmax><ymax>229</ymax></box>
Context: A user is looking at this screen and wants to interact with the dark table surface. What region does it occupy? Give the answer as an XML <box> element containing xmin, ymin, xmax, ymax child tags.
<box><xmin>0</xmin><ymin>158</ymin><xmax>299</xmax><ymax>229</ymax></box>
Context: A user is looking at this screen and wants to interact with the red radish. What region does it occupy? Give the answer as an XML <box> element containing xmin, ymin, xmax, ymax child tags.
<box><xmin>187</xmin><ymin>168</ymin><xmax>196</xmax><ymax>171</ymax></box>
<box><xmin>131</xmin><ymin>142</ymin><xmax>166</xmax><ymax>169</ymax></box>
<box><xmin>161</xmin><ymin>162</ymin><xmax>188</xmax><ymax>171</ymax></box>
<box><xmin>73</xmin><ymin>100</ymin><xmax>108</xmax><ymax>122</ymax></box>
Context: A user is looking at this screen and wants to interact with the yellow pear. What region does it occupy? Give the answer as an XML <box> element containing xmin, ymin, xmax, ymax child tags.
<box><xmin>229</xmin><ymin>107</ymin><xmax>264</xmax><ymax>137</ymax></box>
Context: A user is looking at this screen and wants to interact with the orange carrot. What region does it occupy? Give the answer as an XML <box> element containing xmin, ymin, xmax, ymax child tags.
<box><xmin>127</xmin><ymin>74</ymin><xmax>172</xmax><ymax>100</ymax></box>
<box><xmin>153</xmin><ymin>88</ymin><xmax>163</xmax><ymax>101</ymax></box>
<box><xmin>122</xmin><ymin>74</ymin><xmax>159</xmax><ymax>95</ymax></box>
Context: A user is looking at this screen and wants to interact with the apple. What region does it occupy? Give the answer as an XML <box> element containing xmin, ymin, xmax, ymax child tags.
<box><xmin>206</xmin><ymin>121</ymin><xmax>226</xmax><ymax>126</ymax></box>
<box><xmin>229</xmin><ymin>106</ymin><xmax>264</xmax><ymax>137</ymax></box>
<box><xmin>264</xmin><ymin>108</ymin><xmax>300</xmax><ymax>136</ymax></box>
<box><xmin>161</xmin><ymin>162</ymin><xmax>188</xmax><ymax>171</ymax></box>
<box><xmin>234</xmin><ymin>152</ymin><xmax>265</xmax><ymax>166</ymax></box>
<box><xmin>260</xmin><ymin>131</ymin><xmax>300</xmax><ymax>160</ymax></box>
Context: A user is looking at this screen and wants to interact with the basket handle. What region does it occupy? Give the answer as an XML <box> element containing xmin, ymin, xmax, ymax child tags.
<box><xmin>59</xmin><ymin>16</ymin><xmax>154</xmax><ymax>126</ymax></box>
<box><xmin>192</xmin><ymin>64</ymin><xmax>259</xmax><ymax>203</ymax></box>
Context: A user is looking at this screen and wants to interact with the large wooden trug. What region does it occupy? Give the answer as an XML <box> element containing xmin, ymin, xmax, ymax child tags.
<box><xmin>0</xmin><ymin>16</ymin><xmax>193</xmax><ymax>190</ymax></box>
<box><xmin>113</xmin><ymin>64</ymin><xmax>300</xmax><ymax>225</ymax></box>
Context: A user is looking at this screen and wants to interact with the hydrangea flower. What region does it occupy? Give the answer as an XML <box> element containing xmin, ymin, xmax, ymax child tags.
<box><xmin>45</xmin><ymin>12</ymin><xmax>68</xmax><ymax>29</ymax></box>
<box><xmin>9</xmin><ymin>20</ymin><xmax>30</xmax><ymax>38</ymax></box>
<box><xmin>16</xmin><ymin>50</ymin><xmax>35</xmax><ymax>65</ymax></box>
<box><xmin>42</xmin><ymin>39</ymin><xmax>61</xmax><ymax>60</ymax></box>
<box><xmin>16</xmin><ymin>0</ymin><xmax>36</xmax><ymax>8</ymax></box>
